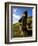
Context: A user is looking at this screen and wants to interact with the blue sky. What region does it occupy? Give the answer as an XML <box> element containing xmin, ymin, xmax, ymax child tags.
<box><xmin>11</xmin><ymin>7</ymin><xmax>33</xmax><ymax>24</ymax></box>
<box><xmin>16</xmin><ymin>7</ymin><xmax>32</xmax><ymax>16</ymax></box>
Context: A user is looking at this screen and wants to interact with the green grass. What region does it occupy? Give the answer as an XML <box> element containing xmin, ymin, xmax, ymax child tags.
<box><xmin>11</xmin><ymin>17</ymin><xmax>32</xmax><ymax>37</ymax></box>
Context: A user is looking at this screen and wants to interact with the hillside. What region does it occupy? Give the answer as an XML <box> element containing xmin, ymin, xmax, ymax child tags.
<box><xmin>11</xmin><ymin>16</ymin><xmax>32</xmax><ymax>38</ymax></box>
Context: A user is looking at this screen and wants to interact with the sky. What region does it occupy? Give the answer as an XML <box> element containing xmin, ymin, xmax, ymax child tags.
<box><xmin>11</xmin><ymin>7</ymin><xmax>33</xmax><ymax>24</ymax></box>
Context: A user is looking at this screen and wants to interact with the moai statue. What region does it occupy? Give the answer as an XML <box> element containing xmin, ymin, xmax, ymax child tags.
<box><xmin>22</xmin><ymin>11</ymin><xmax>27</xmax><ymax>30</ymax></box>
<box><xmin>19</xmin><ymin>11</ymin><xmax>27</xmax><ymax>36</ymax></box>
<box><xmin>22</xmin><ymin>11</ymin><xmax>27</xmax><ymax>36</ymax></box>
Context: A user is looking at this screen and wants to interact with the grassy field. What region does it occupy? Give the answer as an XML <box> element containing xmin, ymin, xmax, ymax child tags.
<box><xmin>11</xmin><ymin>17</ymin><xmax>32</xmax><ymax>38</ymax></box>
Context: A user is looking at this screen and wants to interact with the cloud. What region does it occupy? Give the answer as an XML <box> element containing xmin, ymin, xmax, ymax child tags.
<box><xmin>12</xmin><ymin>14</ymin><xmax>21</xmax><ymax>24</ymax></box>
<box><xmin>12</xmin><ymin>8</ymin><xmax>23</xmax><ymax>24</ymax></box>
<box><xmin>13</xmin><ymin>8</ymin><xmax>17</xmax><ymax>13</ymax></box>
